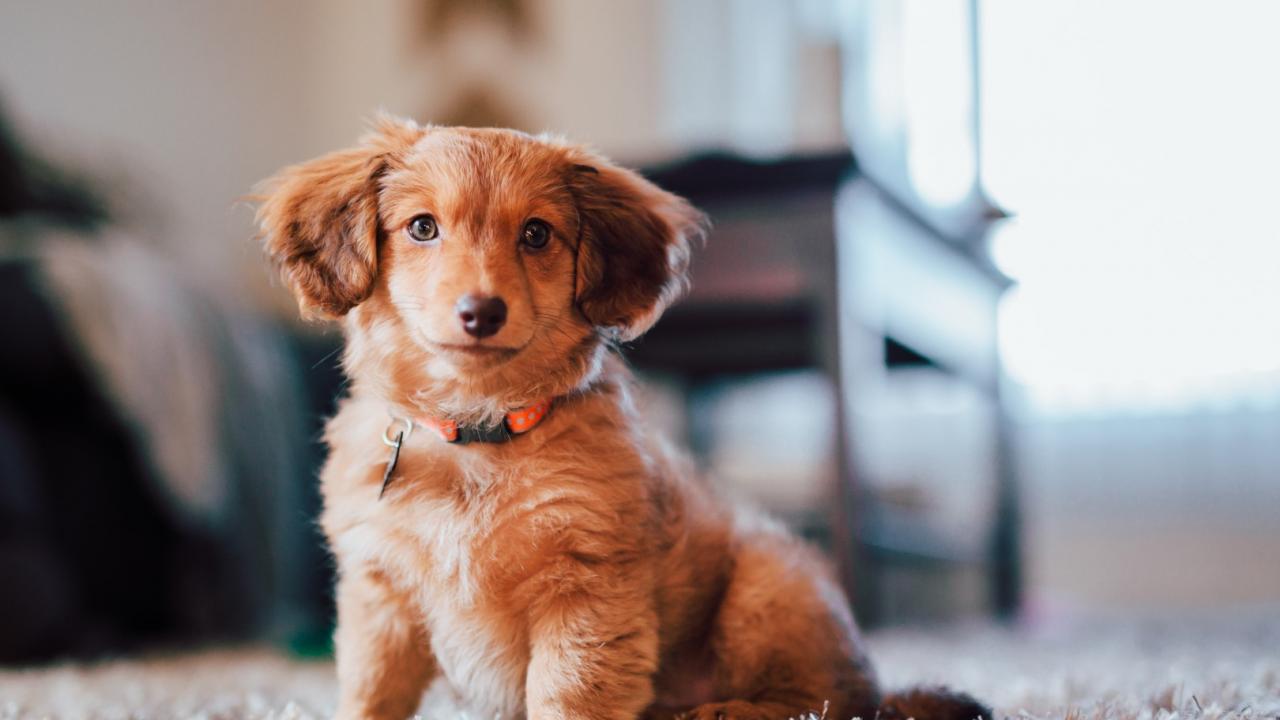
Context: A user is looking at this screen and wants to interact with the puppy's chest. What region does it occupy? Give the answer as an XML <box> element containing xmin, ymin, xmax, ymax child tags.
<box><xmin>327</xmin><ymin>437</ymin><xmax>646</xmax><ymax>715</ymax></box>
<box><xmin>327</xmin><ymin>485</ymin><xmax>534</xmax><ymax>714</ymax></box>
<box><xmin>364</xmin><ymin>475</ymin><xmax>549</xmax><ymax>606</ymax></box>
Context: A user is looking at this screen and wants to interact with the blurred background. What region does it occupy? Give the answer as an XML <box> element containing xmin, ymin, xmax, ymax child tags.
<box><xmin>1</xmin><ymin>0</ymin><xmax>1278</xmax><ymax>665</ymax></box>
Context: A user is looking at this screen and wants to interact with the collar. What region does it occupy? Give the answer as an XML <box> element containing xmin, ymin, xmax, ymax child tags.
<box><xmin>377</xmin><ymin>397</ymin><xmax>554</xmax><ymax>499</ymax></box>
<box><xmin>402</xmin><ymin>398</ymin><xmax>554</xmax><ymax>445</ymax></box>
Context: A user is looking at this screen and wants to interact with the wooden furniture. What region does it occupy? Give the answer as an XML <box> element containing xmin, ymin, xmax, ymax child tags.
<box><xmin>633</xmin><ymin>152</ymin><xmax>1018</xmax><ymax>625</ymax></box>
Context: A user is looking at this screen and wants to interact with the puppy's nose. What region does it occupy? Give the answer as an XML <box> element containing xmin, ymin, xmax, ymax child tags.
<box><xmin>455</xmin><ymin>294</ymin><xmax>507</xmax><ymax>339</ymax></box>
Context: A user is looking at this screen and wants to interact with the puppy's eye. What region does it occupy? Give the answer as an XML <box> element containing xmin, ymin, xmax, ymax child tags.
<box><xmin>406</xmin><ymin>214</ymin><xmax>439</xmax><ymax>244</ymax></box>
<box><xmin>521</xmin><ymin>219</ymin><xmax>551</xmax><ymax>250</ymax></box>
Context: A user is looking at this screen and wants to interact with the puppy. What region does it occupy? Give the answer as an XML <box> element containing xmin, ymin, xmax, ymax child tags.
<box><xmin>256</xmin><ymin>116</ymin><xmax>990</xmax><ymax>720</ymax></box>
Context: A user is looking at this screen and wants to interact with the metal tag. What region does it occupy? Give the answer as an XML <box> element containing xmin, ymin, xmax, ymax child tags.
<box><xmin>379</xmin><ymin>430</ymin><xmax>404</xmax><ymax>499</ymax></box>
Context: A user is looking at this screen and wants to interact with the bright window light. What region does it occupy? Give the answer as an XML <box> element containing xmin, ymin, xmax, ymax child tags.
<box><xmin>981</xmin><ymin>0</ymin><xmax>1280</xmax><ymax>412</ymax></box>
<box><xmin>902</xmin><ymin>0</ymin><xmax>976</xmax><ymax>206</ymax></box>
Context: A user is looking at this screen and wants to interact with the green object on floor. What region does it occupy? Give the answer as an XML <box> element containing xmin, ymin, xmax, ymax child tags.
<box><xmin>286</xmin><ymin>624</ymin><xmax>334</xmax><ymax>659</ymax></box>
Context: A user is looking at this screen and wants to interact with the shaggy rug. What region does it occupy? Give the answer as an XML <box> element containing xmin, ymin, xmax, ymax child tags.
<box><xmin>1</xmin><ymin>613</ymin><xmax>1276</xmax><ymax>720</ymax></box>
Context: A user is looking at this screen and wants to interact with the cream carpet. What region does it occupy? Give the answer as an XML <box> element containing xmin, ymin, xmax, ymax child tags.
<box><xmin>1</xmin><ymin>613</ymin><xmax>1276</xmax><ymax>720</ymax></box>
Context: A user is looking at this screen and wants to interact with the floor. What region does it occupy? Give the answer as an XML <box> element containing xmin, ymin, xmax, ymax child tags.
<box><xmin>1</xmin><ymin>612</ymin><xmax>1276</xmax><ymax>719</ymax></box>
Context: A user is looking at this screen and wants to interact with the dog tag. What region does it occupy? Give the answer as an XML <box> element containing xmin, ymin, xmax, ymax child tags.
<box><xmin>379</xmin><ymin>430</ymin><xmax>404</xmax><ymax>499</ymax></box>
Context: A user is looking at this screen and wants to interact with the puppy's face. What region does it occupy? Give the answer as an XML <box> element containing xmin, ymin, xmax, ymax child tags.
<box><xmin>376</xmin><ymin>129</ymin><xmax>586</xmax><ymax>373</ymax></box>
<box><xmin>256</xmin><ymin>118</ymin><xmax>704</xmax><ymax>407</ymax></box>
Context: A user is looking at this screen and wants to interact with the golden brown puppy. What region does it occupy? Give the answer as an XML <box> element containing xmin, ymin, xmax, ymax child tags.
<box><xmin>256</xmin><ymin>115</ymin><xmax>990</xmax><ymax>720</ymax></box>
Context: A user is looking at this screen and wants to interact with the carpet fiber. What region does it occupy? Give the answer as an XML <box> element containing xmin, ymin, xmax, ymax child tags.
<box><xmin>2</xmin><ymin>614</ymin><xmax>1277</xmax><ymax>720</ymax></box>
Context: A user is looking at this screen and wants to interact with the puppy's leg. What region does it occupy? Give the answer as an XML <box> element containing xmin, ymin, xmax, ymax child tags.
<box><xmin>525</xmin><ymin>574</ymin><xmax>660</xmax><ymax>720</ymax></box>
<box><xmin>688</xmin><ymin>537</ymin><xmax>879</xmax><ymax>720</ymax></box>
<box><xmin>332</xmin><ymin>566</ymin><xmax>436</xmax><ymax>720</ymax></box>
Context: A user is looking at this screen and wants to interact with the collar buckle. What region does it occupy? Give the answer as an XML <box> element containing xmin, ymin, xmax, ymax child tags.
<box><xmin>382</xmin><ymin>416</ymin><xmax>413</xmax><ymax>447</ymax></box>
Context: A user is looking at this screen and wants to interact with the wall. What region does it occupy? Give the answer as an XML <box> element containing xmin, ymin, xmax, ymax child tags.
<box><xmin>0</xmin><ymin>1</ymin><xmax>319</xmax><ymax>307</ymax></box>
<box><xmin>0</xmin><ymin>1</ymin><xmax>845</xmax><ymax>316</ymax></box>
<box><xmin>1020</xmin><ymin>405</ymin><xmax>1280</xmax><ymax>614</ymax></box>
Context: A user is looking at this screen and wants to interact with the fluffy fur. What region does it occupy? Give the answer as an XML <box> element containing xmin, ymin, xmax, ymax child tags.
<box><xmin>254</xmin><ymin>115</ymin><xmax>988</xmax><ymax>720</ymax></box>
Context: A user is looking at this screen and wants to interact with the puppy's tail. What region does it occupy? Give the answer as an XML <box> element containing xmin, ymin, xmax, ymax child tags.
<box><xmin>873</xmin><ymin>686</ymin><xmax>992</xmax><ymax>720</ymax></box>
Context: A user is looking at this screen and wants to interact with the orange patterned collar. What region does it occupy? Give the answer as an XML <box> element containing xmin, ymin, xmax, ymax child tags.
<box><xmin>415</xmin><ymin>398</ymin><xmax>554</xmax><ymax>445</ymax></box>
<box><xmin>378</xmin><ymin>398</ymin><xmax>554</xmax><ymax>498</ymax></box>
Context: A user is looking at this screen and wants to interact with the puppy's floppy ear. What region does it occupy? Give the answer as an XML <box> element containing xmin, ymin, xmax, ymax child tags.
<box><xmin>567</xmin><ymin>153</ymin><xmax>708</xmax><ymax>341</ymax></box>
<box><xmin>254</xmin><ymin>115</ymin><xmax>422</xmax><ymax>319</ymax></box>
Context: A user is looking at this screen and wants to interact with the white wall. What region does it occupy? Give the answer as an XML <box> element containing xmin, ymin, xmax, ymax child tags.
<box><xmin>0</xmin><ymin>1</ymin><xmax>321</xmax><ymax>306</ymax></box>
<box><xmin>973</xmin><ymin>0</ymin><xmax>1280</xmax><ymax>615</ymax></box>
<box><xmin>1</xmin><ymin>1</ymin><xmax>846</xmax><ymax>313</ymax></box>
<box><xmin>1019</xmin><ymin>406</ymin><xmax>1280</xmax><ymax>613</ymax></box>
